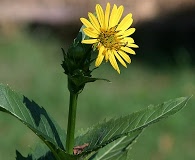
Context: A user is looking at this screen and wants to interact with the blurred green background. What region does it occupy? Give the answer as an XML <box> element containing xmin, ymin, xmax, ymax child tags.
<box><xmin>0</xmin><ymin>0</ymin><xmax>195</xmax><ymax>159</ymax></box>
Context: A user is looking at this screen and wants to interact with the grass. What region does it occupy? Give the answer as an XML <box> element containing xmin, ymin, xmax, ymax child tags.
<box><xmin>0</xmin><ymin>31</ymin><xmax>194</xmax><ymax>160</ymax></box>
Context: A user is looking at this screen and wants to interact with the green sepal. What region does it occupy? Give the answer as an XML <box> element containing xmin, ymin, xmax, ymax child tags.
<box><xmin>68</xmin><ymin>70</ymin><xmax>110</xmax><ymax>94</ymax></box>
<box><xmin>61</xmin><ymin>25</ymin><xmax>92</xmax><ymax>76</ymax></box>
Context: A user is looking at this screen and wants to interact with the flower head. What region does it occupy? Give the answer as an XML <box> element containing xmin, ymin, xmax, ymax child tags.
<box><xmin>80</xmin><ymin>3</ymin><xmax>138</xmax><ymax>74</ymax></box>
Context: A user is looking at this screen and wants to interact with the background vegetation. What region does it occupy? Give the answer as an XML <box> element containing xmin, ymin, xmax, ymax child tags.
<box><xmin>0</xmin><ymin>30</ymin><xmax>194</xmax><ymax>159</ymax></box>
<box><xmin>0</xmin><ymin>0</ymin><xmax>195</xmax><ymax>159</ymax></box>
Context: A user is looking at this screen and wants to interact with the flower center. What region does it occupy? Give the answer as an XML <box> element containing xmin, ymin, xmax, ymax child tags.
<box><xmin>98</xmin><ymin>27</ymin><xmax>122</xmax><ymax>50</ymax></box>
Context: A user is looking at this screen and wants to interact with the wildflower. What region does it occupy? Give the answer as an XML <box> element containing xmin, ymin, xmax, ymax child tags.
<box><xmin>80</xmin><ymin>3</ymin><xmax>138</xmax><ymax>73</ymax></box>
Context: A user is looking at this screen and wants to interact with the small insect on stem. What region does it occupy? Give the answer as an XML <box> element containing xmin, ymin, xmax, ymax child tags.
<box><xmin>73</xmin><ymin>143</ymin><xmax>89</xmax><ymax>155</ymax></box>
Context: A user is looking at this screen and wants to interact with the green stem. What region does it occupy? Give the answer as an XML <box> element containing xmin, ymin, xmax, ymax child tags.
<box><xmin>66</xmin><ymin>92</ymin><xmax>78</xmax><ymax>154</ymax></box>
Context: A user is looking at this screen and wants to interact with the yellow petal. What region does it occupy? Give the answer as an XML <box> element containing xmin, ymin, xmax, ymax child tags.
<box><xmin>88</xmin><ymin>13</ymin><xmax>100</xmax><ymax>32</ymax></box>
<box><xmin>122</xmin><ymin>28</ymin><xmax>136</xmax><ymax>37</ymax></box>
<box><xmin>95</xmin><ymin>55</ymin><xmax>104</xmax><ymax>67</ymax></box>
<box><xmin>109</xmin><ymin>4</ymin><xmax>117</xmax><ymax>28</ymax></box>
<box><xmin>118</xmin><ymin>50</ymin><xmax>131</xmax><ymax>63</ymax></box>
<box><xmin>83</xmin><ymin>28</ymin><xmax>98</xmax><ymax>38</ymax></box>
<box><xmin>116</xmin><ymin>13</ymin><xmax>133</xmax><ymax>31</ymax></box>
<box><xmin>104</xmin><ymin>3</ymin><xmax>110</xmax><ymax>29</ymax></box>
<box><xmin>82</xmin><ymin>39</ymin><xmax>98</xmax><ymax>44</ymax></box>
<box><xmin>121</xmin><ymin>47</ymin><xmax>136</xmax><ymax>55</ymax></box>
<box><xmin>113</xmin><ymin>50</ymin><xmax>127</xmax><ymax>68</ymax></box>
<box><xmin>99</xmin><ymin>45</ymin><xmax>105</xmax><ymax>55</ymax></box>
<box><xmin>96</xmin><ymin>4</ymin><xmax>104</xmax><ymax>27</ymax></box>
<box><xmin>127</xmin><ymin>43</ymin><xmax>139</xmax><ymax>48</ymax></box>
<box><xmin>109</xmin><ymin>51</ymin><xmax>120</xmax><ymax>73</ymax></box>
<box><xmin>114</xmin><ymin>6</ymin><xmax>124</xmax><ymax>27</ymax></box>
<box><xmin>80</xmin><ymin>18</ymin><xmax>100</xmax><ymax>33</ymax></box>
<box><xmin>105</xmin><ymin>49</ymin><xmax>111</xmax><ymax>62</ymax></box>
<box><xmin>95</xmin><ymin>45</ymin><xmax>105</xmax><ymax>67</ymax></box>
<box><xmin>105</xmin><ymin>49</ymin><xmax>109</xmax><ymax>61</ymax></box>
<box><xmin>85</xmin><ymin>27</ymin><xmax>99</xmax><ymax>35</ymax></box>
<box><xmin>123</xmin><ymin>37</ymin><xmax>135</xmax><ymax>44</ymax></box>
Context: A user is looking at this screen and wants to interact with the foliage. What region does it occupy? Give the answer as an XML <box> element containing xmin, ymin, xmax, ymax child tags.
<box><xmin>0</xmin><ymin>83</ymin><xmax>190</xmax><ymax>159</ymax></box>
<box><xmin>0</xmin><ymin>3</ymin><xmax>192</xmax><ymax>159</ymax></box>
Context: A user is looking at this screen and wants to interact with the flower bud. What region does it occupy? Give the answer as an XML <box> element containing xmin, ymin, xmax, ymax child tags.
<box><xmin>61</xmin><ymin>32</ymin><xmax>93</xmax><ymax>94</ymax></box>
<box><xmin>61</xmin><ymin>29</ymin><xmax>110</xmax><ymax>94</ymax></box>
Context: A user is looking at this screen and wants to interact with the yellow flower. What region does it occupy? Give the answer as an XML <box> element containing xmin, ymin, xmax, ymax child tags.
<box><xmin>80</xmin><ymin>3</ymin><xmax>138</xmax><ymax>74</ymax></box>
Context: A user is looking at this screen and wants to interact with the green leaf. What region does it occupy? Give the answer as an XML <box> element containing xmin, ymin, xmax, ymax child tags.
<box><xmin>88</xmin><ymin>130</ymin><xmax>142</xmax><ymax>160</ymax></box>
<box><xmin>0</xmin><ymin>83</ymin><xmax>83</xmax><ymax>159</ymax></box>
<box><xmin>16</xmin><ymin>150</ymin><xmax>33</xmax><ymax>160</ymax></box>
<box><xmin>0</xmin><ymin>84</ymin><xmax>66</xmax><ymax>158</ymax></box>
<box><xmin>16</xmin><ymin>148</ymin><xmax>55</xmax><ymax>160</ymax></box>
<box><xmin>16</xmin><ymin>143</ymin><xmax>76</xmax><ymax>160</ymax></box>
<box><xmin>75</xmin><ymin>96</ymin><xmax>190</xmax><ymax>157</ymax></box>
